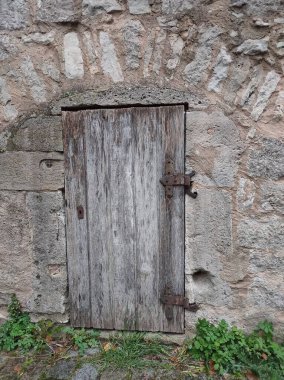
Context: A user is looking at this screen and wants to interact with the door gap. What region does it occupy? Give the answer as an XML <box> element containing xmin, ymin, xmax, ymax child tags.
<box><xmin>62</xmin><ymin>102</ymin><xmax>188</xmax><ymax>112</ymax></box>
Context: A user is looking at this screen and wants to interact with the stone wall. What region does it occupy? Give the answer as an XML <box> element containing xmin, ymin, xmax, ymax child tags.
<box><xmin>0</xmin><ymin>0</ymin><xmax>283</xmax><ymax>336</ymax></box>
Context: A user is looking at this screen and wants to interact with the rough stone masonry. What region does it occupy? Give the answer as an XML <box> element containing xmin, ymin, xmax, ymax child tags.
<box><xmin>0</xmin><ymin>0</ymin><xmax>283</xmax><ymax>337</ymax></box>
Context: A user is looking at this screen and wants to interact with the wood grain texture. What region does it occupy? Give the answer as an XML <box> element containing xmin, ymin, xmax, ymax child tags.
<box><xmin>158</xmin><ymin>106</ymin><xmax>185</xmax><ymax>333</ymax></box>
<box><xmin>63</xmin><ymin>106</ymin><xmax>185</xmax><ymax>333</ymax></box>
<box><xmin>62</xmin><ymin>111</ymin><xmax>91</xmax><ymax>327</ymax></box>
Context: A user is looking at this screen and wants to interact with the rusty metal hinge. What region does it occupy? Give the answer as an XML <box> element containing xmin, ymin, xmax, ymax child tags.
<box><xmin>160</xmin><ymin>157</ymin><xmax>198</xmax><ymax>199</ymax></box>
<box><xmin>160</xmin><ymin>294</ymin><xmax>199</xmax><ymax>312</ymax></box>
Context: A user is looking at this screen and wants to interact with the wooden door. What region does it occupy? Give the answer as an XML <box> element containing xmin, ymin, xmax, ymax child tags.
<box><xmin>63</xmin><ymin>105</ymin><xmax>185</xmax><ymax>333</ymax></box>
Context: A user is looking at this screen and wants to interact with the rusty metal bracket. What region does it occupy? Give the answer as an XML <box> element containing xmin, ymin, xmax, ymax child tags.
<box><xmin>160</xmin><ymin>158</ymin><xmax>198</xmax><ymax>199</ymax></box>
<box><xmin>161</xmin><ymin>294</ymin><xmax>199</xmax><ymax>312</ymax></box>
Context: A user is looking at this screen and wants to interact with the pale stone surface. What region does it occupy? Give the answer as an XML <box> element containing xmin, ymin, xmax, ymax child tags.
<box><xmin>0</xmin><ymin>130</ymin><xmax>10</xmax><ymax>152</ymax></box>
<box><xmin>251</xmin><ymin>71</ymin><xmax>281</xmax><ymax>121</ymax></box>
<box><xmin>186</xmin><ymin>190</ymin><xmax>233</xmax><ymax>273</ymax></box>
<box><xmin>259</xmin><ymin>182</ymin><xmax>284</xmax><ymax>214</ymax></box>
<box><xmin>238</xmin><ymin>217</ymin><xmax>284</xmax><ymax>249</ymax></box>
<box><xmin>235</xmin><ymin>39</ymin><xmax>268</xmax><ymax>55</ymax></box>
<box><xmin>64</xmin><ymin>32</ymin><xmax>84</xmax><ymax>80</ymax></box>
<box><xmin>248</xmin><ymin>273</ymin><xmax>284</xmax><ymax>309</ymax></box>
<box><xmin>22</xmin><ymin>31</ymin><xmax>55</xmax><ymax>45</ymax></box>
<box><xmin>162</xmin><ymin>0</ymin><xmax>195</xmax><ymax>14</ymax></box>
<box><xmin>248</xmin><ymin>138</ymin><xmax>284</xmax><ymax>180</ymax></box>
<box><xmin>184</xmin><ymin>26</ymin><xmax>222</xmax><ymax>85</ymax></box>
<box><xmin>123</xmin><ymin>20</ymin><xmax>144</xmax><ymax>69</ymax></box>
<box><xmin>3</xmin><ymin>104</ymin><xmax>18</xmax><ymax>122</ymax></box>
<box><xmin>208</xmin><ymin>47</ymin><xmax>232</xmax><ymax>93</ymax></box>
<box><xmin>26</xmin><ymin>192</ymin><xmax>67</xmax><ymax>315</ymax></box>
<box><xmin>249</xmin><ymin>250</ymin><xmax>284</xmax><ymax>273</ymax></box>
<box><xmin>0</xmin><ymin>152</ymin><xmax>64</xmax><ymax>190</ymax></box>
<box><xmin>143</xmin><ymin>30</ymin><xmax>156</xmax><ymax>77</ymax></box>
<box><xmin>167</xmin><ymin>34</ymin><xmax>184</xmax><ymax>70</ymax></box>
<box><xmin>237</xmin><ymin>178</ymin><xmax>256</xmax><ymax>211</ymax></box>
<box><xmin>0</xmin><ymin>35</ymin><xmax>18</xmax><ymax>61</ymax></box>
<box><xmin>246</xmin><ymin>0</ymin><xmax>284</xmax><ymax>17</ymax></box>
<box><xmin>72</xmin><ymin>364</ymin><xmax>98</xmax><ymax>380</ymax></box>
<box><xmin>239</xmin><ymin>64</ymin><xmax>263</xmax><ymax>108</ymax></box>
<box><xmin>186</xmin><ymin>190</ymin><xmax>233</xmax><ymax>306</ymax></box>
<box><xmin>128</xmin><ymin>0</ymin><xmax>151</xmax><ymax>15</ymax></box>
<box><xmin>186</xmin><ymin>111</ymin><xmax>242</xmax><ymax>187</ymax></box>
<box><xmin>83</xmin><ymin>0</ymin><xmax>122</xmax><ymax>14</ymax></box>
<box><xmin>230</xmin><ymin>0</ymin><xmax>247</xmax><ymax>6</ymax></box>
<box><xmin>0</xmin><ymin>77</ymin><xmax>11</xmax><ymax>105</ymax></box>
<box><xmin>152</xmin><ymin>30</ymin><xmax>167</xmax><ymax>75</ymax></box>
<box><xmin>0</xmin><ymin>0</ymin><xmax>29</xmax><ymax>30</ymax></box>
<box><xmin>21</xmin><ymin>57</ymin><xmax>47</xmax><ymax>104</ymax></box>
<box><xmin>36</xmin><ymin>0</ymin><xmax>81</xmax><ymax>22</ymax></box>
<box><xmin>0</xmin><ymin>192</ymin><xmax>33</xmax><ymax>310</ymax></box>
<box><xmin>12</xmin><ymin>116</ymin><xmax>63</xmax><ymax>152</ymax></box>
<box><xmin>0</xmin><ymin>77</ymin><xmax>18</xmax><ymax>122</ymax></box>
<box><xmin>99</xmin><ymin>32</ymin><xmax>124</xmax><ymax>82</ymax></box>
<box><xmin>51</xmin><ymin>86</ymin><xmax>205</xmax><ymax>115</ymax></box>
<box><xmin>83</xmin><ymin>31</ymin><xmax>99</xmax><ymax>75</ymax></box>
<box><xmin>41</xmin><ymin>61</ymin><xmax>60</xmax><ymax>82</ymax></box>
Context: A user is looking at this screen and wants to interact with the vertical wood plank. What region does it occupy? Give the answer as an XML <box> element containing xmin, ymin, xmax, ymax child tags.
<box><xmin>62</xmin><ymin>111</ymin><xmax>91</xmax><ymax>327</ymax></box>
<box><xmin>84</xmin><ymin>110</ymin><xmax>114</xmax><ymax>329</ymax></box>
<box><xmin>133</xmin><ymin>108</ymin><xmax>160</xmax><ymax>331</ymax></box>
<box><xmin>158</xmin><ymin>105</ymin><xmax>185</xmax><ymax>333</ymax></box>
<box><xmin>110</xmin><ymin>109</ymin><xmax>137</xmax><ymax>330</ymax></box>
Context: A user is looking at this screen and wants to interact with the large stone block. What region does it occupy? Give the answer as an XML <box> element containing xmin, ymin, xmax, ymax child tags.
<box><xmin>186</xmin><ymin>111</ymin><xmax>242</xmax><ymax>187</ymax></box>
<box><xmin>248</xmin><ymin>138</ymin><xmax>284</xmax><ymax>180</ymax></box>
<box><xmin>0</xmin><ymin>152</ymin><xmax>64</xmax><ymax>191</ymax></box>
<box><xmin>185</xmin><ymin>190</ymin><xmax>233</xmax><ymax>306</ymax></box>
<box><xmin>11</xmin><ymin>117</ymin><xmax>63</xmax><ymax>152</ymax></box>
<box><xmin>26</xmin><ymin>192</ymin><xmax>67</xmax><ymax>315</ymax></box>
<box><xmin>36</xmin><ymin>0</ymin><xmax>81</xmax><ymax>23</ymax></box>
<box><xmin>238</xmin><ymin>217</ymin><xmax>284</xmax><ymax>250</ymax></box>
<box><xmin>0</xmin><ymin>192</ymin><xmax>33</xmax><ymax>309</ymax></box>
<box><xmin>0</xmin><ymin>0</ymin><xmax>29</xmax><ymax>30</ymax></box>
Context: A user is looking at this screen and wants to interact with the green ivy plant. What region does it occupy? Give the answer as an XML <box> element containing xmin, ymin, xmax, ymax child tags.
<box><xmin>0</xmin><ymin>294</ymin><xmax>45</xmax><ymax>352</ymax></box>
<box><xmin>188</xmin><ymin>318</ymin><xmax>284</xmax><ymax>379</ymax></box>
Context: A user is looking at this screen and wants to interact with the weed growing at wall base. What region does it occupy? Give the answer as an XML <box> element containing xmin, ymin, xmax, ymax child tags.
<box><xmin>188</xmin><ymin>318</ymin><xmax>284</xmax><ymax>379</ymax></box>
<box><xmin>0</xmin><ymin>295</ymin><xmax>45</xmax><ymax>352</ymax></box>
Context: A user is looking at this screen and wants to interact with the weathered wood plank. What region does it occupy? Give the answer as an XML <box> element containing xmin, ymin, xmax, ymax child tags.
<box><xmin>84</xmin><ymin>110</ymin><xmax>114</xmax><ymax>329</ymax></box>
<box><xmin>158</xmin><ymin>105</ymin><xmax>185</xmax><ymax>333</ymax></box>
<box><xmin>0</xmin><ymin>152</ymin><xmax>64</xmax><ymax>190</ymax></box>
<box><xmin>110</xmin><ymin>109</ymin><xmax>136</xmax><ymax>330</ymax></box>
<box><xmin>132</xmin><ymin>107</ymin><xmax>160</xmax><ymax>331</ymax></box>
<box><xmin>62</xmin><ymin>111</ymin><xmax>91</xmax><ymax>327</ymax></box>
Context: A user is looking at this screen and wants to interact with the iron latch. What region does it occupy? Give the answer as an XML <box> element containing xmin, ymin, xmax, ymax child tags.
<box><xmin>160</xmin><ymin>157</ymin><xmax>198</xmax><ymax>199</ymax></box>
<box><xmin>160</xmin><ymin>294</ymin><xmax>199</xmax><ymax>312</ymax></box>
